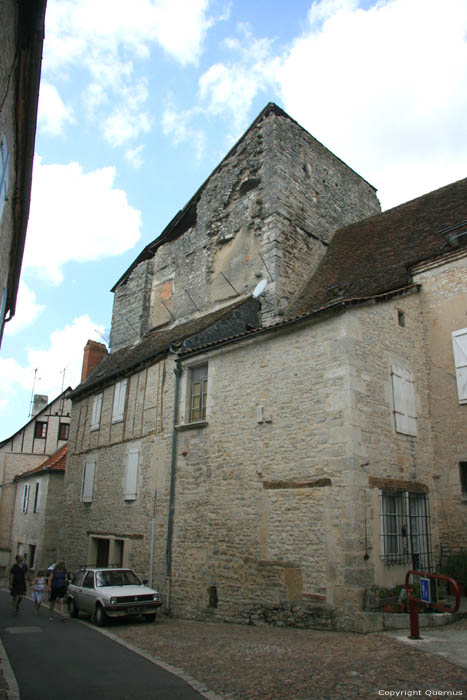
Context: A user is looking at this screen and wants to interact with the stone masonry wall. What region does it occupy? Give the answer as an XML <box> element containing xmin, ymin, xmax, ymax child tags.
<box><xmin>414</xmin><ymin>253</ymin><xmax>467</xmax><ymax>555</ymax></box>
<box><xmin>109</xmin><ymin>107</ymin><xmax>381</xmax><ymax>351</ymax></box>
<box><xmin>168</xmin><ymin>292</ymin><xmax>435</xmax><ymax>630</ymax></box>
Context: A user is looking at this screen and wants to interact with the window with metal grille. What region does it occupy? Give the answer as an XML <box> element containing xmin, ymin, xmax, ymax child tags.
<box><xmin>189</xmin><ymin>365</ymin><xmax>208</xmax><ymax>422</ymax></box>
<box><xmin>380</xmin><ymin>490</ymin><xmax>432</xmax><ymax>570</ymax></box>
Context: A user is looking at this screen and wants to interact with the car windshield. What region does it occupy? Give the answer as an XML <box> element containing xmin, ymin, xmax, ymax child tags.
<box><xmin>95</xmin><ymin>570</ymin><xmax>142</xmax><ymax>587</ymax></box>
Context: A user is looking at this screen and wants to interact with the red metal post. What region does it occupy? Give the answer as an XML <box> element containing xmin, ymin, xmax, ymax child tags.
<box><xmin>408</xmin><ymin>597</ymin><xmax>421</xmax><ymax>639</ymax></box>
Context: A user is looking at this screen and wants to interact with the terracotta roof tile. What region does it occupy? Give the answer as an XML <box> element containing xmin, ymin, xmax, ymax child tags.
<box><xmin>15</xmin><ymin>444</ymin><xmax>67</xmax><ymax>480</ymax></box>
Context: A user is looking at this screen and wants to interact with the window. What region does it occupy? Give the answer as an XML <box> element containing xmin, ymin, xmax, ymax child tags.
<box><xmin>0</xmin><ymin>134</ymin><xmax>9</xmax><ymax>221</ymax></box>
<box><xmin>380</xmin><ymin>490</ymin><xmax>432</xmax><ymax>570</ymax></box>
<box><xmin>91</xmin><ymin>393</ymin><xmax>103</xmax><ymax>430</ymax></box>
<box><xmin>58</xmin><ymin>422</ymin><xmax>69</xmax><ymax>441</ymax></box>
<box><xmin>34</xmin><ymin>421</ymin><xmax>48</xmax><ymax>439</ymax></box>
<box><xmin>189</xmin><ymin>365</ymin><xmax>208</xmax><ymax>422</ymax></box>
<box><xmin>460</xmin><ymin>462</ymin><xmax>467</xmax><ymax>496</ymax></box>
<box><xmin>21</xmin><ymin>484</ymin><xmax>30</xmax><ymax>513</ymax></box>
<box><xmin>452</xmin><ymin>329</ymin><xmax>467</xmax><ymax>404</ymax></box>
<box><xmin>391</xmin><ymin>365</ymin><xmax>417</xmax><ymax>436</ymax></box>
<box><xmin>81</xmin><ymin>457</ymin><xmax>96</xmax><ymax>502</ymax></box>
<box><xmin>28</xmin><ymin>544</ymin><xmax>36</xmax><ymax>569</ymax></box>
<box><xmin>112</xmin><ymin>379</ymin><xmax>127</xmax><ymax>423</ymax></box>
<box><xmin>82</xmin><ymin>571</ymin><xmax>95</xmax><ymax>588</ymax></box>
<box><xmin>124</xmin><ymin>445</ymin><xmax>140</xmax><ymax>500</ymax></box>
<box><xmin>33</xmin><ymin>482</ymin><xmax>40</xmax><ymax>513</ymax></box>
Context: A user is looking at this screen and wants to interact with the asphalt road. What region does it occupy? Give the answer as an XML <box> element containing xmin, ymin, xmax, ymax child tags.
<box><xmin>0</xmin><ymin>591</ymin><xmax>205</xmax><ymax>700</ymax></box>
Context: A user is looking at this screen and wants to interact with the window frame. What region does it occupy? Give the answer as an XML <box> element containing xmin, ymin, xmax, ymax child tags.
<box><xmin>33</xmin><ymin>481</ymin><xmax>40</xmax><ymax>513</ymax></box>
<box><xmin>391</xmin><ymin>365</ymin><xmax>417</xmax><ymax>436</ymax></box>
<box><xmin>21</xmin><ymin>484</ymin><xmax>30</xmax><ymax>513</ymax></box>
<box><xmin>189</xmin><ymin>364</ymin><xmax>208</xmax><ymax>423</ymax></box>
<box><xmin>34</xmin><ymin>421</ymin><xmax>48</xmax><ymax>440</ymax></box>
<box><xmin>460</xmin><ymin>462</ymin><xmax>467</xmax><ymax>497</ymax></box>
<box><xmin>58</xmin><ymin>422</ymin><xmax>69</xmax><ymax>441</ymax></box>
<box><xmin>123</xmin><ymin>444</ymin><xmax>140</xmax><ymax>501</ymax></box>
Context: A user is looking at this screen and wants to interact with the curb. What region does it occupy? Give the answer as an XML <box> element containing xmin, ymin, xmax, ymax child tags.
<box><xmin>0</xmin><ymin>639</ymin><xmax>20</xmax><ymax>700</ymax></box>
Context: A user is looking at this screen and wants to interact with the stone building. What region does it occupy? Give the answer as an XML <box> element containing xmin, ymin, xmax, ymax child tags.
<box><xmin>11</xmin><ymin>444</ymin><xmax>67</xmax><ymax>573</ymax></box>
<box><xmin>61</xmin><ymin>103</ymin><xmax>467</xmax><ymax>630</ymax></box>
<box><xmin>0</xmin><ymin>390</ymin><xmax>71</xmax><ymax>576</ymax></box>
<box><xmin>0</xmin><ymin>0</ymin><xmax>46</xmax><ymax>346</ymax></box>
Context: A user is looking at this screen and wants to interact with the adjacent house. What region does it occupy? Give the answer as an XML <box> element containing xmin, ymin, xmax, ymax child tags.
<box><xmin>11</xmin><ymin>444</ymin><xmax>67</xmax><ymax>573</ymax></box>
<box><xmin>0</xmin><ymin>0</ymin><xmax>47</xmax><ymax>346</ymax></box>
<box><xmin>0</xmin><ymin>390</ymin><xmax>71</xmax><ymax>577</ymax></box>
<box><xmin>60</xmin><ymin>103</ymin><xmax>467</xmax><ymax>631</ymax></box>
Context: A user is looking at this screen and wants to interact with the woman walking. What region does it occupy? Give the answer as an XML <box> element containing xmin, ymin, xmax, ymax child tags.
<box><xmin>9</xmin><ymin>554</ymin><xmax>28</xmax><ymax>615</ymax></box>
<box><xmin>48</xmin><ymin>560</ymin><xmax>68</xmax><ymax>621</ymax></box>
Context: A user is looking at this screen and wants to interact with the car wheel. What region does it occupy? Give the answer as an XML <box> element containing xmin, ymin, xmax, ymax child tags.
<box><xmin>69</xmin><ymin>599</ymin><xmax>79</xmax><ymax>618</ymax></box>
<box><xmin>144</xmin><ymin>613</ymin><xmax>156</xmax><ymax>622</ymax></box>
<box><xmin>95</xmin><ymin>604</ymin><xmax>107</xmax><ymax>627</ymax></box>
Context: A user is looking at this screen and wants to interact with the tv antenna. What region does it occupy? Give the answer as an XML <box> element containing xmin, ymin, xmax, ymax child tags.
<box><xmin>28</xmin><ymin>368</ymin><xmax>41</xmax><ymax>418</ymax></box>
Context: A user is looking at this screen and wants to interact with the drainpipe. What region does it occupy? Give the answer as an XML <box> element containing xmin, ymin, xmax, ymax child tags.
<box><xmin>149</xmin><ymin>489</ymin><xmax>157</xmax><ymax>588</ymax></box>
<box><xmin>165</xmin><ymin>354</ymin><xmax>182</xmax><ymax>612</ymax></box>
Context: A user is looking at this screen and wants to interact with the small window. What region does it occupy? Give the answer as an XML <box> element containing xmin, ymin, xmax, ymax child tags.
<box><xmin>460</xmin><ymin>462</ymin><xmax>467</xmax><ymax>495</ymax></box>
<box><xmin>112</xmin><ymin>379</ymin><xmax>128</xmax><ymax>424</ymax></box>
<box><xmin>391</xmin><ymin>365</ymin><xmax>417</xmax><ymax>436</ymax></box>
<box><xmin>58</xmin><ymin>422</ymin><xmax>69</xmax><ymax>441</ymax></box>
<box><xmin>452</xmin><ymin>329</ymin><xmax>467</xmax><ymax>404</ymax></box>
<box><xmin>33</xmin><ymin>482</ymin><xmax>40</xmax><ymax>513</ymax></box>
<box><xmin>28</xmin><ymin>544</ymin><xmax>36</xmax><ymax>568</ymax></box>
<box><xmin>0</xmin><ymin>134</ymin><xmax>10</xmax><ymax>221</ymax></box>
<box><xmin>189</xmin><ymin>365</ymin><xmax>208</xmax><ymax>422</ymax></box>
<box><xmin>124</xmin><ymin>445</ymin><xmax>140</xmax><ymax>500</ymax></box>
<box><xmin>21</xmin><ymin>484</ymin><xmax>30</xmax><ymax>513</ymax></box>
<box><xmin>34</xmin><ymin>421</ymin><xmax>48</xmax><ymax>439</ymax></box>
<box><xmin>81</xmin><ymin>458</ymin><xmax>96</xmax><ymax>502</ymax></box>
<box><xmin>91</xmin><ymin>393</ymin><xmax>103</xmax><ymax>430</ymax></box>
<box><xmin>397</xmin><ymin>309</ymin><xmax>405</xmax><ymax>327</ymax></box>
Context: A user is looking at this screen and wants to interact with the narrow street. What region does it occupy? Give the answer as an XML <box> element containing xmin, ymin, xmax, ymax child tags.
<box><xmin>0</xmin><ymin>591</ymin><xmax>206</xmax><ymax>700</ymax></box>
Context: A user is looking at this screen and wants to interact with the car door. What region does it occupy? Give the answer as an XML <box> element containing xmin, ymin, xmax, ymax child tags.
<box><xmin>78</xmin><ymin>571</ymin><xmax>96</xmax><ymax>614</ymax></box>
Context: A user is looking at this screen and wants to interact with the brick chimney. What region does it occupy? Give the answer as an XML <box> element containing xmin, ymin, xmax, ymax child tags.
<box><xmin>81</xmin><ymin>340</ymin><xmax>108</xmax><ymax>382</ymax></box>
<box><xmin>32</xmin><ymin>394</ymin><xmax>48</xmax><ymax>416</ymax></box>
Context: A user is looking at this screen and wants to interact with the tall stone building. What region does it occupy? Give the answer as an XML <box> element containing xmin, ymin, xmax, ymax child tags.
<box><xmin>61</xmin><ymin>104</ymin><xmax>467</xmax><ymax>631</ymax></box>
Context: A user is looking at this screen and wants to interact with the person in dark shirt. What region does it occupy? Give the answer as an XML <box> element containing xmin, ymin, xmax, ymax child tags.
<box><xmin>48</xmin><ymin>560</ymin><xmax>68</xmax><ymax>621</ymax></box>
<box><xmin>9</xmin><ymin>554</ymin><xmax>28</xmax><ymax>615</ymax></box>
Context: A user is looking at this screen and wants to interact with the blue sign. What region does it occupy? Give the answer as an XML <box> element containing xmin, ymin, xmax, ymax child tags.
<box><xmin>420</xmin><ymin>577</ymin><xmax>431</xmax><ymax>604</ymax></box>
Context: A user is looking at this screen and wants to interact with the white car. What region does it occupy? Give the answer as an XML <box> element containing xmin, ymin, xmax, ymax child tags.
<box><xmin>67</xmin><ymin>566</ymin><xmax>162</xmax><ymax>626</ymax></box>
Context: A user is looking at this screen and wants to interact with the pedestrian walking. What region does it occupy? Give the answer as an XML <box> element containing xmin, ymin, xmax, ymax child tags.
<box><xmin>9</xmin><ymin>554</ymin><xmax>28</xmax><ymax>615</ymax></box>
<box><xmin>48</xmin><ymin>560</ymin><xmax>68</xmax><ymax>621</ymax></box>
<box><xmin>32</xmin><ymin>569</ymin><xmax>46</xmax><ymax>614</ymax></box>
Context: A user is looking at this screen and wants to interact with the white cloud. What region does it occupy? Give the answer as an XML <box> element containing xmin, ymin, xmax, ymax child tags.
<box><xmin>23</xmin><ymin>157</ymin><xmax>142</xmax><ymax>284</ymax></box>
<box><xmin>161</xmin><ymin>101</ymin><xmax>206</xmax><ymax>159</ymax></box>
<box><xmin>0</xmin><ymin>316</ymin><xmax>105</xmax><ymax>432</ymax></box>
<box><xmin>42</xmin><ymin>0</ymin><xmax>217</xmax><ymax>147</ymax></box>
<box><xmin>4</xmin><ymin>282</ymin><xmax>45</xmax><ymax>336</ymax></box>
<box><xmin>125</xmin><ymin>145</ymin><xmax>145</xmax><ymax>169</ymax></box>
<box><xmin>38</xmin><ymin>82</ymin><xmax>74</xmax><ymax>135</ymax></box>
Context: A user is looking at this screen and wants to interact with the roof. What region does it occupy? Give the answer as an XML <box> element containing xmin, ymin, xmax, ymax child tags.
<box><xmin>111</xmin><ymin>102</ymin><xmax>376</xmax><ymax>292</ymax></box>
<box><xmin>71</xmin><ymin>297</ymin><xmax>260</xmax><ymax>400</ymax></box>
<box><xmin>0</xmin><ymin>387</ymin><xmax>72</xmax><ymax>448</ymax></box>
<box><xmin>15</xmin><ymin>444</ymin><xmax>67</xmax><ymax>481</ymax></box>
<box><xmin>287</xmin><ymin>177</ymin><xmax>467</xmax><ymax>318</ymax></box>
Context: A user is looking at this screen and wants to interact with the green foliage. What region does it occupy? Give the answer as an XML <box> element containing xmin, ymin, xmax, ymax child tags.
<box><xmin>442</xmin><ymin>550</ymin><xmax>467</xmax><ymax>587</ymax></box>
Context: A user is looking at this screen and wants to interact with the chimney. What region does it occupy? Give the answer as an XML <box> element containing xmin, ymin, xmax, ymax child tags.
<box><xmin>32</xmin><ymin>394</ymin><xmax>48</xmax><ymax>416</ymax></box>
<box><xmin>81</xmin><ymin>340</ymin><xmax>108</xmax><ymax>382</ymax></box>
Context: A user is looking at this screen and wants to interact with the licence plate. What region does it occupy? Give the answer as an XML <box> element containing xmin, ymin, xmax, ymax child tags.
<box><xmin>132</xmin><ymin>607</ymin><xmax>143</xmax><ymax>613</ymax></box>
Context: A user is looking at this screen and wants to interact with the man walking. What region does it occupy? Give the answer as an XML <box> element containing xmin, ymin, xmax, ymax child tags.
<box><xmin>9</xmin><ymin>554</ymin><xmax>28</xmax><ymax>615</ymax></box>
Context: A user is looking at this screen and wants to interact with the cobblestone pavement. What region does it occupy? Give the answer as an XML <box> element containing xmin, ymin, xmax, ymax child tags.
<box><xmin>109</xmin><ymin>616</ymin><xmax>467</xmax><ymax>700</ymax></box>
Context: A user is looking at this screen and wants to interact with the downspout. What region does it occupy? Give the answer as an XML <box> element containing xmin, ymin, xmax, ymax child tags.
<box><xmin>165</xmin><ymin>353</ymin><xmax>182</xmax><ymax>612</ymax></box>
<box><xmin>149</xmin><ymin>489</ymin><xmax>157</xmax><ymax>588</ymax></box>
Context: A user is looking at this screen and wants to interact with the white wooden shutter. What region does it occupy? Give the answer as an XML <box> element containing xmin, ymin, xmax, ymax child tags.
<box><xmin>452</xmin><ymin>329</ymin><xmax>467</xmax><ymax>404</ymax></box>
<box><xmin>81</xmin><ymin>458</ymin><xmax>96</xmax><ymax>502</ymax></box>
<box><xmin>391</xmin><ymin>366</ymin><xmax>417</xmax><ymax>436</ymax></box>
<box><xmin>124</xmin><ymin>446</ymin><xmax>139</xmax><ymax>500</ymax></box>
<box><xmin>91</xmin><ymin>393</ymin><xmax>103</xmax><ymax>430</ymax></box>
<box><xmin>0</xmin><ymin>135</ymin><xmax>9</xmax><ymax>220</ymax></box>
<box><xmin>112</xmin><ymin>379</ymin><xmax>127</xmax><ymax>423</ymax></box>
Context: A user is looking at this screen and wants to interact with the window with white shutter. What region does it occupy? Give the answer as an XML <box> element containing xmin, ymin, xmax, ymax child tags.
<box><xmin>91</xmin><ymin>393</ymin><xmax>103</xmax><ymax>430</ymax></box>
<box><xmin>391</xmin><ymin>365</ymin><xmax>417</xmax><ymax>436</ymax></box>
<box><xmin>452</xmin><ymin>329</ymin><xmax>467</xmax><ymax>404</ymax></box>
<box><xmin>124</xmin><ymin>446</ymin><xmax>139</xmax><ymax>500</ymax></box>
<box><xmin>81</xmin><ymin>458</ymin><xmax>96</xmax><ymax>502</ymax></box>
<box><xmin>112</xmin><ymin>379</ymin><xmax>128</xmax><ymax>423</ymax></box>
<box><xmin>21</xmin><ymin>484</ymin><xmax>30</xmax><ymax>513</ymax></box>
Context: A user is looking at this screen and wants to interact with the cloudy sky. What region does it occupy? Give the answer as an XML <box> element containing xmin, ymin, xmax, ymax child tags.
<box><xmin>1</xmin><ymin>0</ymin><xmax>467</xmax><ymax>440</ymax></box>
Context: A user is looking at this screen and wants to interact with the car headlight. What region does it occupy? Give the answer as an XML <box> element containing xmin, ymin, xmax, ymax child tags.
<box><xmin>152</xmin><ymin>593</ymin><xmax>160</xmax><ymax>601</ymax></box>
<box><xmin>110</xmin><ymin>597</ymin><xmax>118</xmax><ymax>605</ymax></box>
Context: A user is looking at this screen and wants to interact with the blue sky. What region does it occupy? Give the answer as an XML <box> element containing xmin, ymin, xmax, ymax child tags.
<box><xmin>1</xmin><ymin>0</ymin><xmax>467</xmax><ymax>441</ymax></box>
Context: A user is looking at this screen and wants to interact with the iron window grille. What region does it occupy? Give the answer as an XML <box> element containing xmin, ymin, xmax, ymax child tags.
<box><xmin>380</xmin><ymin>490</ymin><xmax>433</xmax><ymax>571</ymax></box>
